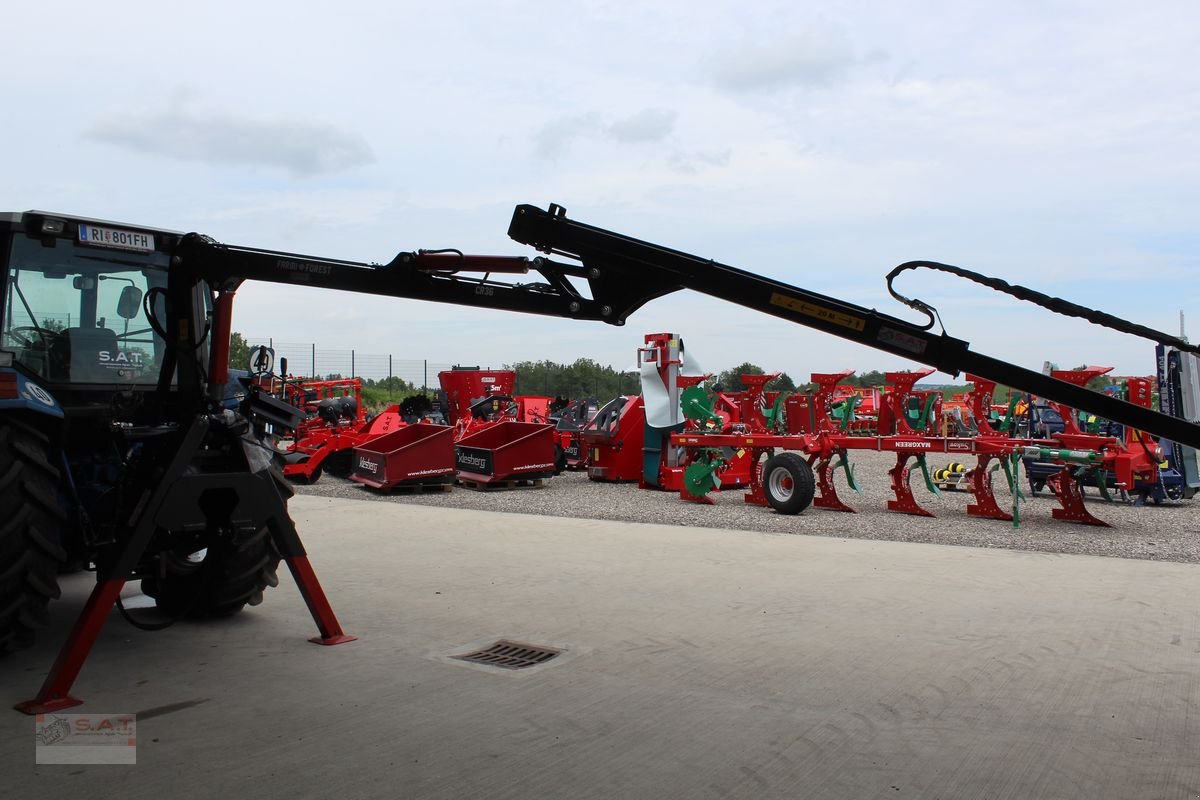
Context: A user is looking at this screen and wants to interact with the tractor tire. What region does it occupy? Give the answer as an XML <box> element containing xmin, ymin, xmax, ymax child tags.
<box><xmin>762</xmin><ymin>452</ymin><xmax>816</xmax><ymax>515</ymax></box>
<box><xmin>0</xmin><ymin>418</ymin><xmax>68</xmax><ymax>655</ymax></box>
<box><xmin>141</xmin><ymin>473</ymin><xmax>288</xmax><ymax>618</ymax></box>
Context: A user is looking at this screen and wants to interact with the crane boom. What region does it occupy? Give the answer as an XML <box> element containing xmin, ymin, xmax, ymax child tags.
<box><xmin>505</xmin><ymin>202</ymin><xmax>1200</xmax><ymax>450</ymax></box>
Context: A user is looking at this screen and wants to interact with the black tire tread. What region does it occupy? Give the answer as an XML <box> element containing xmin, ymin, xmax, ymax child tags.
<box><xmin>0</xmin><ymin>418</ymin><xmax>66</xmax><ymax>655</ymax></box>
<box><xmin>762</xmin><ymin>452</ymin><xmax>816</xmax><ymax>515</ymax></box>
<box><xmin>142</xmin><ymin>471</ymin><xmax>285</xmax><ymax>618</ymax></box>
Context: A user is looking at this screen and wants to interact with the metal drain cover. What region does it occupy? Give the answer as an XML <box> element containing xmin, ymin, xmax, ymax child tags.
<box><xmin>452</xmin><ymin>640</ymin><xmax>562</xmax><ymax>670</ymax></box>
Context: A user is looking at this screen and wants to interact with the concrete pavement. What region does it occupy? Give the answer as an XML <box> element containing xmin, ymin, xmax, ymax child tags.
<box><xmin>3</xmin><ymin>495</ymin><xmax>1198</xmax><ymax>798</ymax></box>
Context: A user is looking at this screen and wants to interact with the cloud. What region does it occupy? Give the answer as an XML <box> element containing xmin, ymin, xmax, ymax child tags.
<box><xmin>709</xmin><ymin>26</ymin><xmax>861</xmax><ymax>92</ymax></box>
<box><xmin>607</xmin><ymin>108</ymin><xmax>677</xmax><ymax>143</ymax></box>
<box><xmin>534</xmin><ymin>112</ymin><xmax>605</xmax><ymax>158</ymax></box>
<box><xmin>534</xmin><ymin>108</ymin><xmax>676</xmax><ymax>157</ymax></box>
<box><xmin>667</xmin><ymin>147</ymin><xmax>732</xmax><ymax>174</ymax></box>
<box><xmin>86</xmin><ymin>98</ymin><xmax>375</xmax><ymax>177</ymax></box>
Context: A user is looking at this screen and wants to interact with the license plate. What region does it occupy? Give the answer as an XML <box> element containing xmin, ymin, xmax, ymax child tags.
<box><xmin>78</xmin><ymin>224</ymin><xmax>155</xmax><ymax>253</ymax></box>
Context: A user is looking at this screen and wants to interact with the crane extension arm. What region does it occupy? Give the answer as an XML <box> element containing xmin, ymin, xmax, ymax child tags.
<box><xmin>172</xmin><ymin>234</ymin><xmax>611</xmax><ymax>321</ymax></box>
<box><xmin>167</xmin><ymin>230</ymin><xmax>621</xmax><ymax>416</ymax></box>
<box><xmin>505</xmin><ymin>203</ymin><xmax>1200</xmax><ymax>451</ymax></box>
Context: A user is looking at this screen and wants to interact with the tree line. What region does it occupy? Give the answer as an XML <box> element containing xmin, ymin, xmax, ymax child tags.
<box><xmin>228</xmin><ymin>334</ymin><xmax>1118</xmax><ymax>407</ymax></box>
<box><xmin>506</xmin><ymin>359</ymin><xmax>640</xmax><ymax>400</ymax></box>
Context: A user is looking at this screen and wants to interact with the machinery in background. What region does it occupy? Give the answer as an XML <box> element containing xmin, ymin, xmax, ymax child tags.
<box><xmin>273</xmin><ymin>376</ymin><xmax>406</xmax><ymax>483</ymax></box>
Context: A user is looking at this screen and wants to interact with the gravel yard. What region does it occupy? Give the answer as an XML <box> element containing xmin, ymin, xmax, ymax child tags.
<box><xmin>292</xmin><ymin>449</ymin><xmax>1200</xmax><ymax>564</ymax></box>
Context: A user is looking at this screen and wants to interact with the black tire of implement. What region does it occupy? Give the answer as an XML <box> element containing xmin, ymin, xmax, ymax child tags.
<box><xmin>0</xmin><ymin>418</ymin><xmax>67</xmax><ymax>655</ymax></box>
<box><xmin>762</xmin><ymin>452</ymin><xmax>816</xmax><ymax>515</ymax></box>
<box><xmin>141</xmin><ymin>470</ymin><xmax>288</xmax><ymax>618</ymax></box>
<box><xmin>323</xmin><ymin>449</ymin><xmax>353</xmax><ymax>478</ymax></box>
<box><xmin>554</xmin><ymin>444</ymin><xmax>567</xmax><ymax>475</ymax></box>
<box><xmin>287</xmin><ymin>462</ymin><xmax>323</xmax><ymax>485</ymax></box>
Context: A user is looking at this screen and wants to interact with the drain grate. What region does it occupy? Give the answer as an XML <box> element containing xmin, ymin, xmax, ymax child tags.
<box><xmin>452</xmin><ymin>640</ymin><xmax>562</xmax><ymax>670</ymax></box>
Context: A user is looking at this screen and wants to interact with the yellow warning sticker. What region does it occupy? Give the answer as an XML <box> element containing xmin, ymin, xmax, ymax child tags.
<box><xmin>770</xmin><ymin>292</ymin><xmax>865</xmax><ymax>331</ymax></box>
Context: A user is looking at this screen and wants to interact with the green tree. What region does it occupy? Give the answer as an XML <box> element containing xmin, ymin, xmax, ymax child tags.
<box><xmin>768</xmin><ymin>372</ymin><xmax>797</xmax><ymax>392</ymax></box>
<box><xmin>228</xmin><ymin>331</ymin><xmax>251</xmax><ymax>371</ymax></box>
<box><xmin>506</xmin><ymin>359</ymin><xmax>629</xmax><ymax>400</ymax></box>
<box><xmin>715</xmin><ymin>362</ymin><xmax>765</xmax><ymax>392</ymax></box>
<box><xmin>855</xmin><ymin>369</ymin><xmax>887</xmax><ymax>389</ymax></box>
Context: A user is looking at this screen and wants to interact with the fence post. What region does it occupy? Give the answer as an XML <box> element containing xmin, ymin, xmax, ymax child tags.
<box><xmin>351</xmin><ymin>350</ymin><xmax>356</xmax><ymax>378</ymax></box>
<box><xmin>389</xmin><ymin>354</ymin><xmax>393</xmax><ymax>383</ymax></box>
<box><xmin>311</xmin><ymin>343</ymin><xmax>316</xmax><ymax>378</ymax></box>
<box><xmin>423</xmin><ymin>360</ymin><xmax>427</xmax><ymax>395</ymax></box>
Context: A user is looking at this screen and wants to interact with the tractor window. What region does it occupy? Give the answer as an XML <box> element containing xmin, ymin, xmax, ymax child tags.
<box><xmin>2</xmin><ymin>232</ymin><xmax>171</xmax><ymax>385</ymax></box>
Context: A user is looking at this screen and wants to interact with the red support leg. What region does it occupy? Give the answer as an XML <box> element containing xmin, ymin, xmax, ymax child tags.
<box><xmin>14</xmin><ymin>579</ymin><xmax>126</xmax><ymax>714</ymax></box>
<box><xmin>966</xmin><ymin>455</ymin><xmax>1013</xmax><ymax>521</ymax></box>
<box><xmin>887</xmin><ymin>454</ymin><xmax>935</xmax><ymax>517</ymax></box>
<box><xmin>1047</xmin><ymin>469</ymin><xmax>1110</xmax><ymax>527</ymax></box>
<box><xmin>285</xmin><ymin>556</ymin><xmax>358</xmax><ymax>645</ymax></box>
<box><xmin>743</xmin><ymin>449</ymin><xmax>771</xmax><ymax>507</ymax></box>
<box><xmin>810</xmin><ymin>454</ymin><xmax>856</xmax><ymax>513</ymax></box>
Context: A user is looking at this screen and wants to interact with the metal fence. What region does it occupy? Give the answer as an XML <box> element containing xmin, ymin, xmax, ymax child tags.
<box><xmin>247</xmin><ymin>339</ymin><xmax>455</xmax><ymax>389</ymax></box>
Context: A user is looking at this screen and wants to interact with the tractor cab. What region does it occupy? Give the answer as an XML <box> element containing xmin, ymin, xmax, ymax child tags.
<box><xmin>0</xmin><ymin>212</ymin><xmax>197</xmax><ymax>411</ymax></box>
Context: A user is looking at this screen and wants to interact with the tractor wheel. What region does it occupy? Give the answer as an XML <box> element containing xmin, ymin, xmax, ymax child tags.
<box><xmin>141</xmin><ymin>473</ymin><xmax>288</xmax><ymax>618</ymax></box>
<box><xmin>0</xmin><ymin>419</ymin><xmax>68</xmax><ymax>655</ymax></box>
<box><xmin>762</xmin><ymin>452</ymin><xmax>816</xmax><ymax>515</ymax></box>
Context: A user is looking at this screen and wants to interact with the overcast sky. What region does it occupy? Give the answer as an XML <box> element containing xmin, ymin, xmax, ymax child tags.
<box><xmin>4</xmin><ymin>1</ymin><xmax>1198</xmax><ymax>383</ymax></box>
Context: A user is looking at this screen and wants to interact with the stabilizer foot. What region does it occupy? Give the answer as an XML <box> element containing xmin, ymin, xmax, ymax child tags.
<box><xmin>309</xmin><ymin>633</ymin><xmax>359</xmax><ymax>646</ymax></box>
<box><xmin>15</xmin><ymin>695</ymin><xmax>84</xmax><ymax>715</ymax></box>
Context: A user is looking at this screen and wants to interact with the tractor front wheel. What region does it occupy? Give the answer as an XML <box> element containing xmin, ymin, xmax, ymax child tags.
<box><xmin>141</xmin><ymin>526</ymin><xmax>281</xmax><ymax>618</ymax></box>
<box><xmin>762</xmin><ymin>452</ymin><xmax>815</xmax><ymax>515</ymax></box>
<box><xmin>0</xmin><ymin>419</ymin><xmax>67</xmax><ymax>654</ymax></box>
<box><xmin>141</xmin><ymin>473</ymin><xmax>288</xmax><ymax>618</ymax></box>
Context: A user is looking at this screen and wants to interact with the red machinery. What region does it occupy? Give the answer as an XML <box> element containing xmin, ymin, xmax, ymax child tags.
<box><xmin>276</xmin><ymin>377</ymin><xmax>406</xmax><ymax>483</ymax></box>
<box><xmin>455</xmin><ymin>421</ymin><xmax>559</xmax><ymax>486</ymax></box>
<box><xmin>551</xmin><ymin>397</ymin><xmax>598</xmax><ymax>470</ymax></box>
<box><xmin>673</xmin><ymin>365</ymin><xmax>1168</xmax><ymax>527</ymax></box>
<box><xmin>580</xmin><ymin>333</ymin><xmax>698</xmax><ymax>487</ymax></box>
<box><xmin>518</xmin><ymin>395</ymin><xmax>553</xmax><ymax>423</ymax></box>
<box><xmin>582</xmin><ymin>394</ymin><xmax>646</xmax><ymax>481</ymax></box>
<box><xmin>582</xmin><ymin>333</ymin><xmax>764</xmax><ymax>494</ymax></box>
<box><xmin>349</xmin><ymin>423</ymin><xmax>456</xmax><ymax>490</ymax></box>
<box><xmin>438</xmin><ymin>367</ymin><xmax>516</xmax><ymax>426</ymax></box>
<box><xmin>829</xmin><ymin>384</ymin><xmax>882</xmax><ymax>434</ymax></box>
<box><xmin>438</xmin><ymin>367</ymin><xmax>560</xmax><ymax>485</ymax></box>
<box><xmin>1021</xmin><ymin>367</ymin><xmax>1162</xmax><ymax>508</ymax></box>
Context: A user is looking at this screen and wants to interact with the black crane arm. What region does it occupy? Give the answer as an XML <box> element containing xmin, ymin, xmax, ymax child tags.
<box><xmin>171</xmin><ymin>234</ymin><xmax>612</xmax><ymax>322</ymax></box>
<box><xmin>506</xmin><ymin>203</ymin><xmax>1200</xmax><ymax>450</ymax></box>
